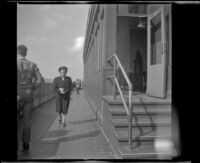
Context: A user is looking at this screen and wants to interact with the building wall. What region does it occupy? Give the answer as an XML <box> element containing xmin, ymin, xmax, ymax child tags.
<box><xmin>84</xmin><ymin>70</ymin><xmax>104</xmax><ymax>118</ymax></box>
<box><xmin>104</xmin><ymin>5</ymin><xmax>117</xmax><ymax>95</ymax></box>
<box><xmin>117</xmin><ymin>17</ymin><xmax>131</xmax><ymax>74</ymax></box>
<box><xmin>165</xmin><ymin>6</ymin><xmax>172</xmax><ymax>95</ymax></box>
<box><xmin>83</xmin><ymin>5</ymin><xmax>107</xmax><ymax>119</ymax></box>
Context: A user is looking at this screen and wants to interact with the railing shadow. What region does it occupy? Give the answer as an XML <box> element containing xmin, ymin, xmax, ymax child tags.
<box><xmin>18</xmin><ymin>129</ymin><xmax>101</xmax><ymax>159</ymax></box>
<box><xmin>42</xmin><ymin>130</ymin><xmax>101</xmax><ymax>143</ymax></box>
<box><xmin>42</xmin><ymin>129</ymin><xmax>73</xmax><ymax>139</ymax></box>
<box><xmin>67</xmin><ymin>118</ymin><xmax>97</xmax><ymax>125</ymax></box>
<box><xmin>131</xmin><ymin>96</ymin><xmax>156</xmax><ymax>149</ymax></box>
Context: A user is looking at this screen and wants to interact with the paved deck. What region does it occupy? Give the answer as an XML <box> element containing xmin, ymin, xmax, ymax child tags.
<box><xmin>17</xmin><ymin>91</ymin><xmax>115</xmax><ymax>160</ymax></box>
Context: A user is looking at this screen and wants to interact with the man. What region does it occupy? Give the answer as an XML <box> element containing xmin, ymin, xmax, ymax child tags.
<box><xmin>17</xmin><ymin>45</ymin><xmax>44</xmax><ymax>152</ymax></box>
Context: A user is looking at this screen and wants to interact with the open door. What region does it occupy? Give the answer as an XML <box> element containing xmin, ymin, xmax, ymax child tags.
<box><xmin>146</xmin><ymin>6</ymin><xmax>167</xmax><ymax>98</ymax></box>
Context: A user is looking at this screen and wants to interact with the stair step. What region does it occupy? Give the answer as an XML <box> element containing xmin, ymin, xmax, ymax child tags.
<box><xmin>103</xmin><ymin>95</ymin><xmax>171</xmax><ymax>106</ymax></box>
<box><xmin>112</xmin><ymin>115</ymin><xmax>171</xmax><ymax>124</ymax></box>
<box><xmin>106</xmin><ymin>75</ymin><xmax>115</xmax><ymax>78</ymax></box>
<box><xmin>111</xmin><ymin>118</ymin><xmax>171</xmax><ymax>127</ymax></box>
<box><xmin>115</xmin><ymin>125</ymin><xmax>171</xmax><ymax>132</ymax></box>
<box><xmin>110</xmin><ymin>102</ymin><xmax>171</xmax><ymax>107</ymax></box>
<box><xmin>109</xmin><ymin>107</ymin><xmax>171</xmax><ymax>115</ymax></box>
<box><xmin>119</xmin><ymin>143</ymin><xmax>173</xmax><ymax>159</ymax></box>
<box><xmin>111</xmin><ymin>114</ymin><xmax>171</xmax><ymax>123</ymax></box>
<box><xmin>114</xmin><ymin>129</ymin><xmax>171</xmax><ymax>142</ymax></box>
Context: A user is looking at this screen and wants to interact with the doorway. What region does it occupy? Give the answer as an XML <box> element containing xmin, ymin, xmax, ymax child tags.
<box><xmin>117</xmin><ymin>16</ymin><xmax>147</xmax><ymax>93</ymax></box>
<box><xmin>116</xmin><ymin>5</ymin><xmax>169</xmax><ymax>98</ymax></box>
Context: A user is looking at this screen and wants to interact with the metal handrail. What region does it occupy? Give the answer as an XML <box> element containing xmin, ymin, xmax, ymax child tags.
<box><xmin>114</xmin><ymin>78</ymin><xmax>129</xmax><ymax>115</ymax></box>
<box><xmin>107</xmin><ymin>53</ymin><xmax>133</xmax><ymax>149</ymax></box>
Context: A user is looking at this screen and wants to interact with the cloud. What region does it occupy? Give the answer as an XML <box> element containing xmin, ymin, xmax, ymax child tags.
<box><xmin>67</xmin><ymin>36</ymin><xmax>85</xmax><ymax>52</ymax></box>
<box><xmin>18</xmin><ymin>35</ymin><xmax>48</xmax><ymax>47</ymax></box>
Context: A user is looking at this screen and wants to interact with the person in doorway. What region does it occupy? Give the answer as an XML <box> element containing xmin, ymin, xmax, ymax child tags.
<box><xmin>53</xmin><ymin>66</ymin><xmax>72</xmax><ymax>127</ymax></box>
<box><xmin>133</xmin><ymin>51</ymin><xmax>143</xmax><ymax>92</ymax></box>
<box><xmin>17</xmin><ymin>45</ymin><xmax>44</xmax><ymax>152</ymax></box>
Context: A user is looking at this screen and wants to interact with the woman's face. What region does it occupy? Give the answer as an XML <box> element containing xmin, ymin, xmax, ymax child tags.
<box><xmin>59</xmin><ymin>69</ymin><xmax>67</xmax><ymax>77</ymax></box>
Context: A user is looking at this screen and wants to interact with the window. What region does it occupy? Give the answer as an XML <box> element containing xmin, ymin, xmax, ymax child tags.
<box><xmin>150</xmin><ymin>13</ymin><xmax>162</xmax><ymax>65</ymax></box>
<box><xmin>128</xmin><ymin>4</ymin><xmax>147</xmax><ymax>14</ymax></box>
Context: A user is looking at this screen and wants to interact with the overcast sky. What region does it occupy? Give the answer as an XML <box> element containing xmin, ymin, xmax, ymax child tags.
<box><xmin>17</xmin><ymin>4</ymin><xmax>89</xmax><ymax>81</ymax></box>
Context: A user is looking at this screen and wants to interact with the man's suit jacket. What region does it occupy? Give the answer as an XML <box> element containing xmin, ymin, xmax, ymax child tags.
<box><xmin>53</xmin><ymin>76</ymin><xmax>72</xmax><ymax>98</ymax></box>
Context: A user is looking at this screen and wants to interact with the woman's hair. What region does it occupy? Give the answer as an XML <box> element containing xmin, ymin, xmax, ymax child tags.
<box><xmin>58</xmin><ymin>66</ymin><xmax>68</xmax><ymax>72</ymax></box>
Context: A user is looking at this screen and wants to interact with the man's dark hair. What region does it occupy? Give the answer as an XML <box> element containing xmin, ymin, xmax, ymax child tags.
<box><xmin>17</xmin><ymin>45</ymin><xmax>27</xmax><ymax>56</ymax></box>
<box><xmin>58</xmin><ymin>66</ymin><xmax>68</xmax><ymax>72</ymax></box>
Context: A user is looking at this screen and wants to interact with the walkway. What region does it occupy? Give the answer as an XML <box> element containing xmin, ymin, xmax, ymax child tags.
<box><xmin>17</xmin><ymin>91</ymin><xmax>115</xmax><ymax>159</ymax></box>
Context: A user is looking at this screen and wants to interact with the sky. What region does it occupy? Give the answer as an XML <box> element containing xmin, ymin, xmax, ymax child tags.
<box><xmin>17</xmin><ymin>4</ymin><xmax>89</xmax><ymax>81</ymax></box>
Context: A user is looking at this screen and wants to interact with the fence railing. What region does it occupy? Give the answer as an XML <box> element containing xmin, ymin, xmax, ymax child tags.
<box><xmin>17</xmin><ymin>82</ymin><xmax>56</xmax><ymax>120</ymax></box>
<box><xmin>33</xmin><ymin>82</ymin><xmax>55</xmax><ymax>109</ymax></box>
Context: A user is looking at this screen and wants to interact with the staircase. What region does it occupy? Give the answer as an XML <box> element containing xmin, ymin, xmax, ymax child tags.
<box><xmin>104</xmin><ymin>54</ymin><xmax>173</xmax><ymax>159</ymax></box>
<box><xmin>102</xmin><ymin>94</ymin><xmax>173</xmax><ymax>159</ymax></box>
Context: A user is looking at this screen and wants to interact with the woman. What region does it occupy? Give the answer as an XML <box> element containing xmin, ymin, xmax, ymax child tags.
<box><xmin>53</xmin><ymin>66</ymin><xmax>72</xmax><ymax>127</ymax></box>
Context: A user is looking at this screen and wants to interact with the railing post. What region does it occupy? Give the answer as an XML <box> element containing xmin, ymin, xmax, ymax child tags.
<box><xmin>128</xmin><ymin>87</ymin><xmax>132</xmax><ymax>150</ymax></box>
<box><xmin>113</xmin><ymin>58</ymin><xmax>116</xmax><ymax>100</ymax></box>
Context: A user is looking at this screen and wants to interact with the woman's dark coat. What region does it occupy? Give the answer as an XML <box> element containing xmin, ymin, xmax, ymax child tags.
<box><xmin>53</xmin><ymin>76</ymin><xmax>72</xmax><ymax>114</ymax></box>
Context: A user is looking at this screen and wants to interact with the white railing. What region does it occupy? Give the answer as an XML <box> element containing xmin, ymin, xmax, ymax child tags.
<box><xmin>107</xmin><ymin>53</ymin><xmax>133</xmax><ymax>149</ymax></box>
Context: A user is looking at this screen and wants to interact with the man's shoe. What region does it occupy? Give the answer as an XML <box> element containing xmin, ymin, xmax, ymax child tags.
<box><xmin>22</xmin><ymin>143</ymin><xmax>29</xmax><ymax>151</ymax></box>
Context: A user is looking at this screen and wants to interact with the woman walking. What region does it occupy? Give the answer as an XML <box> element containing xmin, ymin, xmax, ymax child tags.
<box><xmin>53</xmin><ymin>66</ymin><xmax>72</xmax><ymax>127</ymax></box>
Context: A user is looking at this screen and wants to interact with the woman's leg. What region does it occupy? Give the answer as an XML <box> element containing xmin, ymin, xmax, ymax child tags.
<box><xmin>61</xmin><ymin>113</ymin><xmax>67</xmax><ymax>127</ymax></box>
<box><xmin>62</xmin><ymin>97</ymin><xmax>70</xmax><ymax>127</ymax></box>
<box><xmin>56</xmin><ymin>95</ymin><xmax>62</xmax><ymax>123</ymax></box>
<box><xmin>59</xmin><ymin>113</ymin><xmax>62</xmax><ymax>123</ymax></box>
<box><xmin>61</xmin><ymin>113</ymin><xmax>66</xmax><ymax>123</ymax></box>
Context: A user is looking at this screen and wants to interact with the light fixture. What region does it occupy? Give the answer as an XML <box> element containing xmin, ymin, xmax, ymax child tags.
<box><xmin>137</xmin><ymin>16</ymin><xmax>147</xmax><ymax>28</ymax></box>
